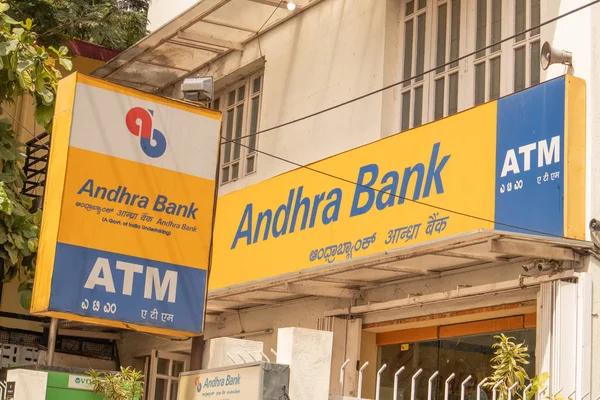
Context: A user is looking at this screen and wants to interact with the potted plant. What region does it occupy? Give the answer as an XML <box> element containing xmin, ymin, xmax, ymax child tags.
<box><xmin>87</xmin><ymin>366</ymin><xmax>144</xmax><ymax>400</ymax></box>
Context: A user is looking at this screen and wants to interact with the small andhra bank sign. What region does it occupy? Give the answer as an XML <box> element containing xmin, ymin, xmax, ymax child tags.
<box><xmin>31</xmin><ymin>73</ymin><xmax>221</xmax><ymax>337</ymax></box>
<box><xmin>210</xmin><ymin>75</ymin><xmax>586</xmax><ymax>290</ymax></box>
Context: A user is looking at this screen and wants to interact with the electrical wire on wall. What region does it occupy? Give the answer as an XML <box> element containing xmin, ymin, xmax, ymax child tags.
<box><xmin>256</xmin><ymin>0</ymin><xmax>285</xmax><ymax>57</ymax></box>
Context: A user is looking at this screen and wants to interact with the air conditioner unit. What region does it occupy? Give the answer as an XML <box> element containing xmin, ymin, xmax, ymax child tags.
<box><xmin>182</xmin><ymin>77</ymin><xmax>213</xmax><ymax>102</ymax></box>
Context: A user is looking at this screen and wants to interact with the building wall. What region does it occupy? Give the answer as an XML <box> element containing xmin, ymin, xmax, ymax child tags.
<box><xmin>162</xmin><ymin>0</ymin><xmax>389</xmax><ymax>195</ymax></box>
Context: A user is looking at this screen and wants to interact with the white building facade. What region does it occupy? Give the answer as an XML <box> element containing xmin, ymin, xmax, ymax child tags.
<box><xmin>92</xmin><ymin>0</ymin><xmax>600</xmax><ymax>398</ymax></box>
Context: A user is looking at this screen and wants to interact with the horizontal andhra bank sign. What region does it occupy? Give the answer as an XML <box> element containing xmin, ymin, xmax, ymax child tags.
<box><xmin>210</xmin><ymin>75</ymin><xmax>586</xmax><ymax>290</ymax></box>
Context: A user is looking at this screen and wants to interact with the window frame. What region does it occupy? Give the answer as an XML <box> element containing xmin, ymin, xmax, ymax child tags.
<box><xmin>399</xmin><ymin>0</ymin><xmax>542</xmax><ymax>132</ymax></box>
<box><xmin>214</xmin><ymin>70</ymin><xmax>264</xmax><ymax>186</ymax></box>
<box><xmin>400</xmin><ymin>0</ymin><xmax>432</xmax><ymax>132</ymax></box>
<box><xmin>428</xmin><ymin>0</ymin><xmax>464</xmax><ymax>122</ymax></box>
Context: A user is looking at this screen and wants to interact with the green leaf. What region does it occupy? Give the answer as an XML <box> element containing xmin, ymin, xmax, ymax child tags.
<box><xmin>33</xmin><ymin>209</ymin><xmax>42</xmax><ymax>225</ymax></box>
<box><xmin>3</xmin><ymin>15</ymin><xmax>20</xmax><ymax>25</ymax></box>
<box><xmin>34</xmin><ymin>104</ymin><xmax>54</xmax><ymax>127</ymax></box>
<box><xmin>17</xmin><ymin>279</ymin><xmax>32</xmax><ymax>292</ymax></box>
<box><xmin>0</xmin><ymin>39</ymin><xmax>17</xmax><ymax>56</ymax></box>
<box><xmin>58</xmin><ymin>46</ymin><xmax>69</xmax><ymax>56</ymax></box>
<box><xmin>19</xmin><ymin>289</ymin><xmax>32</xmax><ymax>310</ymax></box>
<box><xmin>17</xmin><ymin>59</ymin><xmax>34</xmax><ymax>73</ymax></box>
<box><xmin>0</xmin><ymin>226</ymin><xmax>7</xmax><ymax>244</ymax></box>
<box><xmin>0</xmin><ymin>3</ymin><xmax>9</xmax><ymax>13</ymax></box>
<box><xmin>10</xmin><ymin>233</ymin><xmax>24</xmax><ymax>250</ymax></box>
<box><xmin>11</xmin><ymin>202</ymin><xmax>26</xmax><ymax>217</ymax></box>
<box><xmin>0</xmin><ymin>145</ymin><xmax>16</xmax><ymax>161</ymax></box>
<box><xmin>59</xmin><ymin>57</ymin><xmax>73</xmax><ymax>71</ymax></box>
<box><xmin>18</xmin><ymin>70</ymin><xmax>33</xmax><ymax>90</ymax></box>
<box><xmin>0</xmin><ymin>183</ymin><xmax>14</xmax><ymax>215</ymax></box>
<box><xmin>4</xmin><ymin>265</ymin><xmax>17</xmax><ymax>281</ymax></box>
<box><xmin>5</xmin><ymin>245</ymin><xmax>17</xmax><ymax>264</ymax></box>
<box><xmin>23</xmin><ymin>18</ymin><xmax>33</xmax><ymax>31</ymax></box>
<box><xmin>0</xmin><ymin>171</ymin><xmax>16</xmax><ymax>183</ymax></box>
<box><xmin>39</xmin><ymin>87</ymin><xmax>54</xmax><ymax>105</ymax></box>
<box><xmin>27</xmin><ymin>238</ymin><xmax>38</xmax><ymax>253</ymax></box>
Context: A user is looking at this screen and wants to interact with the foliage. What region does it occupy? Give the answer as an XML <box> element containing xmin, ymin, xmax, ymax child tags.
<box><xmin>485</xmin><ymin>334</ymin><xmax>549</xmax><ymax>400</ymax></box>
<box><xmin>87</xmin><ymin>366</ymin><xmax>145</xmax><ymax>400</ymax></box>
<box><xmin>0</xmin><ymin>2</ymin><xmax>70</xmax><ymax>308</ymax></box>
<box><xmin>7</xmin><ymin>0</ymin><xmax>149</xmax><ymax>51</ymax></box>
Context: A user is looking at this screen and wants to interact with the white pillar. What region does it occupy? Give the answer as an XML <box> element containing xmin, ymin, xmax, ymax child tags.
<box><xmin>276</xmin><ymin>327</ymin><xmax>334</xmax><ymax>400</ymax></box>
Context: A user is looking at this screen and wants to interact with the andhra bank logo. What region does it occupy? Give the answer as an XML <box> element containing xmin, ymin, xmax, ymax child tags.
<box><xmin>126</xmin><ymin>107</ymin><xmax>167</xmax><ymax>158</ymax></box>
<box><xmin>195</xmin><ymin>377</ymin><xmax>202</xmax><ymax>393</ymax></box>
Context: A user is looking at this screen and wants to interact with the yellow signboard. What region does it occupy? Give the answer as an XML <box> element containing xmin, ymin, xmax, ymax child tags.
<box><xmin>210</xmin><ymin>76</ymin><xmax>585</xmax><ymax>290</ymax></box>
<box><xmin>31</xmin><ymin>73</ymin><xmax>221</xmax><ymax>336</ymax></box>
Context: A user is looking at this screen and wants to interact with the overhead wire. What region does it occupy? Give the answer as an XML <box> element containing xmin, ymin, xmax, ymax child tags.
<box><xmin>229</xmin><ymin>0</ymin><xmax>600</xmax><ymax>143</ymax></box>
<box><xmin>0</xmin><ymin>105</ymin><xmax>51</xmax><ymax>152</ymax></box>
<box><xmin>256</xmin><ymin>0</ymin><xmax>285</xmax><ymax>57</ymax></box>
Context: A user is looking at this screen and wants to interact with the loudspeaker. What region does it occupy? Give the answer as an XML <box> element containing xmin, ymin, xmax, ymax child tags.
<box><xmin>541</xmin><ymin>42</ymin><xmax>572</xmax><ymax>70</ymax></box>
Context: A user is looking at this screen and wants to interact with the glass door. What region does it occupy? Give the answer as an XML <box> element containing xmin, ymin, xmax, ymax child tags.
<box><xmin>376</xmin><ymin>319</ymin><xmax>536</xmax><ymax>400</ymax></box>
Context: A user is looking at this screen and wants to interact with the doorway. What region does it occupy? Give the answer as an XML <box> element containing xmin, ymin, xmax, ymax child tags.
<box><xmin>136</xmin><ymin>350</ymin><xmax>189</xmax><ymax>400</ymax></box>
<box><xmin>376</xmin><ymin>315</ymin><xmax>536</xmax><ymax>400</ymax></box>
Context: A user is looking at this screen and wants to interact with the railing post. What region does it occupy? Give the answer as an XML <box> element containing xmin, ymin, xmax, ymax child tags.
<box><xmin>340</xmin><ymin>359</ymin><xmax>350</xmax><ymax>395</ymax></box>
<box><xmin>523</xmin><ymin>384</ymin><xmax>533</xmax><ymax>400</ymax></box>
<box><xmin>445</xmin><ymin>373</ymin><xmax>456</xmax><ymax>400</ymax></box>
<box><xmin>507</xmin><ymin>382</ymin><xmax>519</xmax><ymax>400</ymax></box>
<box><xmin>357</xmin><ymin>361</ymin><xmax>369</xmax><ymax>398</ymax></box>
<box><xmin>260</xmin><ymin>352</ymin><xmax>270</xmax><ymax>363</ymax></box>
<box><xmin>376</xmin><ymin>364</ymin><xmax>387</xmax><ymax>400</ymax></box>
<box><xmin>411</xmin><ymin>368</ymin><xmax>424</xmax><ymax>400</ymax></box>
<box><xmin>492</xmin><ymin>381</ymin><xmax>502</xmax><ymax>400</ymax></box>
<box><xmin>477</xmin><ymin>377</ymin><xmax>489</xmax><ymax>400</ymax></box>
<box><xmin>393</xmin><ymin>366</ymin><xmax>406</xmax><ymax>400</ymax></box>
<box><xmin>461</xmin><ymin>376</ymin><xmax>473</xmax><ymax>400</ymax></box>
<box><xmin>428</xmin><ymin>371</ymin><xmax>439</xmax><ymax>400</ymax></box>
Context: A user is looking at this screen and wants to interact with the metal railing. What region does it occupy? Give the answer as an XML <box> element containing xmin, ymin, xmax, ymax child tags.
<box><xmin>338</xmin><ymin>362</ymin><xmax>562</xmax><ymax>400</ymax></box>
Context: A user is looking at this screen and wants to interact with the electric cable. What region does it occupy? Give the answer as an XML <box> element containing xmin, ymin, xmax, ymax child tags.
<box><xmin>230</xmin><ymin>0</ymin><xmax>600</xmax><ymax>143</ymax></box>
<box><xmin>256</xmin><ymin>0</ymin><xmax>285</xmax><ymax>57</ymax></box>
<box><xmin>0</xmin><ymin>106</ymin><xmax>51</xmax><ymax>151</ymax></box>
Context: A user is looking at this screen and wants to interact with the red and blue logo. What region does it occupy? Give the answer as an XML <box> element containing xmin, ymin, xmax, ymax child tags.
<box><xmin>195</xmin><ymin>377</ymin><xmax>202</xmax><ymax>393</ymax></box>
<box><xmin>125</xmin><ymin>107</ymin><xmax>167</xmax><ymax>158</ymax></box>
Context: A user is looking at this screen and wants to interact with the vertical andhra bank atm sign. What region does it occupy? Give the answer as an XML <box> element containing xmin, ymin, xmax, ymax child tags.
<box><xmin>31</xmin><ymin>73</ymin><xmax>221</xmax><ymax>337</ymax></box>
<box><xmin>210</xmin><ymin>75</ymin><xmax>586</xmax><ymax>291</ymax></box>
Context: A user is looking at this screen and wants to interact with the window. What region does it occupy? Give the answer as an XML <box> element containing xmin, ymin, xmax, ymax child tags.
<box><xmin>473</xmin><ymin>0</ymin><xmax>503</xmax><ymax>105</ymax></box>
<box><xmin>513</xmin><ymin>0</ymin><xmax>541</xmax><ymax>92</ymax></box>
<box><xmin>401</xmin><ymin>0</ymin><xmax>428</xmax><ymax>131</ymax></box>
<box><xmin>398</xmin><ymin>0</ymin><xmax>543</xmax><ymax>132</ymax></box>
<box><xmin>432</xmin><ymin>0</ymin><xmax>461</xmax><ymax>120</ymax></box>
<box><xmin>214</xmin><ymin>72</ymin><xmax>263</xmax><ymax>185</ymax></box>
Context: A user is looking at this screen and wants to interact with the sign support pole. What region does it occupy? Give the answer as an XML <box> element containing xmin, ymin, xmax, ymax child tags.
<box><xmin>190</xmin><ymin>335</ymin><xmax>204</xmax><ymax>370</ymax></box>
<box><xmin>47</xmin><ymin>317</ymin><xmax>58</xmax><ymax>366</ymax></box>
